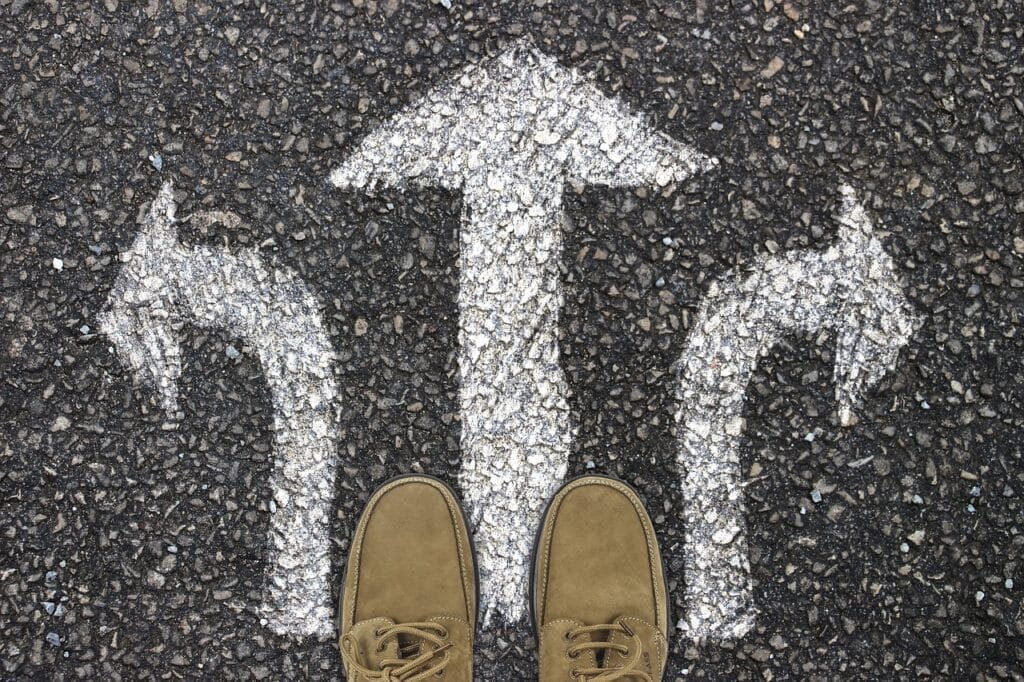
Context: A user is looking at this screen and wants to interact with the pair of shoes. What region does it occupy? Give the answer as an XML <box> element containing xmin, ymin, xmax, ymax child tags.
<box><xmin>338</xmin><ymin>475</ymin><xmax>668</xmax><ymax>681</ymax></box>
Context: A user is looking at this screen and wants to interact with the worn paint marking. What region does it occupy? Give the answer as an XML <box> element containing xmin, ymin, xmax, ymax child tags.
<box><xmin>99</xmin><ymin>184</ymin><xmax>339</xmax><ymax>638</ymax></box>
<box><xmin>332</xmin><ymin>41</ymin><xmax>715</xmax><ymax>623</ymax></box>
<box><xmin>674</xmin><ymin>185</ymin><xmax>919</xmax><ymax>639</ymax></box>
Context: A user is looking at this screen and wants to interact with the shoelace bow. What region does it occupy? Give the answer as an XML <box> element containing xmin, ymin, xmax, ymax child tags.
<box><xmin>566</xmin><ymin>622</ymin><xmax>652</xmax><ymax>682</ymax></box>
<box><xmin>340</xmin><ymin>622</ymin><xmax>452</xmax><ymax>681</ymax></box>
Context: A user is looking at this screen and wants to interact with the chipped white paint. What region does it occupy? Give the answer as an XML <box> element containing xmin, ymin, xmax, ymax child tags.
<box><xmin>332</xmin><ymin>42</ymin><xmax>715</xmax><ymax>623</ymax></box>
<box><xmin>99</xmin><ymin>184</ymin><xmax>339</xmax><ymax>638</ymax></box>
<box><xmin>675</xmin><ymin>185</ymin><xmax>918</xmax><ymax>639</ymax></box>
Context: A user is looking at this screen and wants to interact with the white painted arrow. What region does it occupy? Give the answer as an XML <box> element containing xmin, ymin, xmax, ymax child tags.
<box><xmin>332</xmin><ymin>42</ymin><xmax>716</xmax><ymax>623</ymax></box>
<box><xmin>99</xmin><ymin>184</ymin><xmax>339</xmax><ymax>638</ymax></box>
<box><xmin>675</xmin><ymin>185</ymin><xmax>919</xmax><ymax>639</ymax></box>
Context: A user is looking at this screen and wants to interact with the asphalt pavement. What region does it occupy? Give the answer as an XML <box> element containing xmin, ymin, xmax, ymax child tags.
<box><xmin>1</xmin><ymin>0</ymin><xmax>1022</xmax><ymax>680</ymax></box>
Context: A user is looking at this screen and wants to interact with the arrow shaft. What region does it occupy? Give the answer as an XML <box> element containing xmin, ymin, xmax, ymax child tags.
<box><xmin>456</xmin><ymin>185</ymin><xmax>572</xmax><ymax>623</ymax></box>
<box><xmin>174</xmin><ymin>248</ymin><xmax>339</xmax><ymax>638</ymax></box>
<box><xmin>330</xmin><ymin>42</ymin><xmax>715</xmax><ymax>626</ymax></box>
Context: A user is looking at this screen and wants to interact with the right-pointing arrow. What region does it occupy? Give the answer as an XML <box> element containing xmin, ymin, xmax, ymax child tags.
<box><xmin>674</xmin><ymin>184</ymin><xmax>920</xmax><ymax>639</ymax></box>
<box><xmin>332</xmin><ymin>41</ymin><xmax>716</xmax><ymax>623</ymax></box>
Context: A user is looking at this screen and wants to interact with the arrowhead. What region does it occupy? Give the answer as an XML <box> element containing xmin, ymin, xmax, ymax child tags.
<box><xmin>151</xmin><ymin>181</ymin><xmax>178</xmax><ymax>223</ymax></box>
<box><xmin>98</xmin><ymin>183</ymin><xmax>184</xmax><ymax>415</ymax></box>
<box><xmin>831</xmin><ymin>185</ymin><xmax>919</xmax><ymax>424</ymax></box>
<box><xmin>331</xmin><ymin>41</ymin><xmax>715</xmax><ymax>193</ymax></box>
<box><xmin>836</xmin><ymin>183</ymin><xmax>871</xmax><ymax>241</ymax></box>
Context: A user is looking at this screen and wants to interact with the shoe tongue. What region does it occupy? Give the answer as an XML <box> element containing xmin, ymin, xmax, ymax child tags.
<box><xmin>396</xmin><ymin>633</ymin><xmax>424</xmax><ymax>658</ymax></box>
<box><xmin>398</xmin><ymin>615</ymin><xmax>448</xmax><ymax>659</ymax></box>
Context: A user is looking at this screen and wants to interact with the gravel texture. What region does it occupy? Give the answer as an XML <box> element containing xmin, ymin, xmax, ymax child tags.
<box><xmin>2</xmin><ymin>1</ymin><xmax>1023</xmax><ymax>680</ymax></box>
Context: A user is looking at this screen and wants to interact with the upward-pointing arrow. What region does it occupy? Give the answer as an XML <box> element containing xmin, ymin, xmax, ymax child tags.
<box><xmin>332</xmin><ymin>42</ymin><xmax>716</xmax><ymax>623</ymax></box>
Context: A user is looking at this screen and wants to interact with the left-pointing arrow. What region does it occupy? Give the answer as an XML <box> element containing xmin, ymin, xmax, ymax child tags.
<box><xmin>99</xmin><ymin>183</ymin><xmax>340</xmax><ymax>638</ymax></box>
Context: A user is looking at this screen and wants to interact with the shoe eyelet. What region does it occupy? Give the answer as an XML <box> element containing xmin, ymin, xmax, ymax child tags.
<box><xmin>440</xmin><ymin>628</ymin><xmax>450</xmax><ymax>640</ymax></box>
<box><xmin>569</xmin><ymin>669</ymin><xmax>579</xmax><ymax>679</ymax></box>
<box><xmin>374</xmin><ymin>627</ymin><xmax>386</xmax><ymax>637</ymax></box>
<box><xmin>568</xmin><ymin>650</ymin><xmax>579</xmax><ymax>659</ymax></box>
<box><xmin>375</xmin><ymin>642</ymin><xmax>386</xmax><ymax>653</ymax></box>
<box><xmin>563</xmin><ymin>631</ymin><xmax>573</xmax><ymax>641</ymax></box>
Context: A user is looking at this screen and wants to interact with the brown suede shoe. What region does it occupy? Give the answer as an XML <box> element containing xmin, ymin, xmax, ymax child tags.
<box><xmin>339</xmin><ymin>475</ymin><xmax>476</xmax><ymax>681</ymax></box>
<box><xmin>532</xmin><ymin>476</ymin><xmax>669</xmax><ymax>681</ymax></box>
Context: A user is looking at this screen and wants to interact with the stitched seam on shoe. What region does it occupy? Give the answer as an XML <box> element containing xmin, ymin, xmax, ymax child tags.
<box><xmin>347</xmin><ymin>479</ymin><xmax>414</xmax><ymax>626</ymax></box>
<box><xmin>537</xmin><ymin>487</ymin><xmax>566</xmax><ymax>624</ymax></box>
<box><xmin>437</xmin><ymin>484</ymin><xmax>475</xmax><ymax>627</ymax></box>
<box><xmin>424</xmin><ymin>480</ymin><xmax>474</xmax><ymax>626</ymax></box>
<box><xmin>345</xmin><ymin>482</ymin><xmax>393</xmax><ymax>627</ymax></box>
<box><xmin>538</xmin><ymin>478</ymin><xmax>664</xmax><ymax>630</ymax></box>
<box><xmin>347</xmin><ymin>477</ymin><xmax>473</xmax><ymax>627</ymax></box>
<box><xmin>539</xmin><ymin>482</ymin><xmax>589</xmax><ymax>624</ymax></box>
